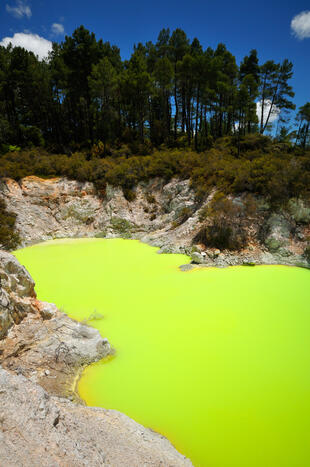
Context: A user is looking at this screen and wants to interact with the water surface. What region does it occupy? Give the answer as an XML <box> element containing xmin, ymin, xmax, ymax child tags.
<box><xmin>15</xmin><ymin>238</ymin><xmax>310</xmax><ymax>467</ymax></box>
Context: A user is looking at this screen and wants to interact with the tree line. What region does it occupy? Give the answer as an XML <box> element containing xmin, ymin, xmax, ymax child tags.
<box><xmin>0</xmin><ymin>25</ymin><xmax>309</xmax><ymax>153</ymax></box>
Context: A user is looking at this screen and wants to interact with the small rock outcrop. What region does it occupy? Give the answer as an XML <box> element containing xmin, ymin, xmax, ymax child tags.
<box><xmin>0</xmin><ymin>302</ymin><xmax>111</xmax><ymax>399</ymax></box>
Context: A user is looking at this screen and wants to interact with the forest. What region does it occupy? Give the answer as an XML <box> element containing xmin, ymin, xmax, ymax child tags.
<box><xmin>1</xmin><ymin>26</ymin><xmax>310</xmax><ymax>251</ymax></box>
<box><xmin>0</xmin><ymin>25</ymin><xmax>310</xmax><ymax>152</ymax></box>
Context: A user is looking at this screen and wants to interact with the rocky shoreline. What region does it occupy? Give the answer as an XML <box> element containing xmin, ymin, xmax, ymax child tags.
<box><xmin>0</xmin><ymin>175</ymin><xmax>309</xmax><ymax>466</ymax></box>
<box><xmin>0</xmin><ymin>249</ymin><xmax>192</xmax><ymax>466</ymax></box>
<box><xmin>1</xmin><ymin>175</ymin><xmax>309</xmax><ymax>269</ymax></box>
<box><xmin>0</xmin><ymin>366</ymin><xmax>192</xmax><ymax>466</ymax></box>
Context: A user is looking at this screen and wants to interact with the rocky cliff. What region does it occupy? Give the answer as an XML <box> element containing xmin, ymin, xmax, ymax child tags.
<box><xmin>1</xmin><ymin>175</ymin><xmax>309</xmax><ymax>268</ymax></box>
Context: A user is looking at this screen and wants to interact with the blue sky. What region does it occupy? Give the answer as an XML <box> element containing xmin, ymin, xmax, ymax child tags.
<box><xmin>1</xmin><ymin>0</ymin><xmax>309</xmax><ymax>123</ymax></box>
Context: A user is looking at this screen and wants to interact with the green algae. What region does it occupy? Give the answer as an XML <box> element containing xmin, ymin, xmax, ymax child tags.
<box><xmin>14</xmin><ymin>238</ymin><xmax>310</xmax><ymax>467</ymax></box>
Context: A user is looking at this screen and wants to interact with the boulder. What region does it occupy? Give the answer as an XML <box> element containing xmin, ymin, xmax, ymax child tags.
<box><xmin>190</xmin><ymin>252</ymin><xmax>206</xmax><ymax>264</ymax></box>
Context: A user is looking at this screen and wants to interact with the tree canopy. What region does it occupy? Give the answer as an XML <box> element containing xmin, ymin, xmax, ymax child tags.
<box><xmin>0</xmin><ymin>26</ymin><xmax>305</xmax><ymax>153</ymax></box>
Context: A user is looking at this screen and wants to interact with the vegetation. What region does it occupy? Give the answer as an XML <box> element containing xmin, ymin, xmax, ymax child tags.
<box><xmin>194</xmin><ymin>192</ymin><xmax>255</xmax><ymax>250</ymax></box>
<box><xmin>110</xmin><ymin>217</ymin><xmax>134</xmax><ymax>238</ymax></box>
<box><xmin>0</xmin><ymin>25</ymin><xmax>308</xmax><ymax>152</ymax></box>
<box><xmin>0</xmin><ymin>25</ymin><xmax>309</xmax><ymax>202</ymax></box>
<box><xmin>1</xmin><ymin>136</ymin><xmax>309</xmax><ymax>205</ymax></box>
<box><xmin>0</xmin><ymin>26</ymin><xmax>310</xmax><ymax>250</ymax></box>
<box><xmin>304</xmin><ymin>245</ymin><xmax>310</xmax><ymax>263</ymax></box>
<box><xmin>0</xmin><ymin>199</ymin><xmax>20</xmax><ymax>250</ymax></box>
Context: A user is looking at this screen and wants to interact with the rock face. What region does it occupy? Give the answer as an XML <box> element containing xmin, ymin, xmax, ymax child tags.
<box><xmin>0</xmin><ymin>367</ymin><xmax>192</xmax><ymax>466</ymax></box>
<box><xmin>0</xmin><ymin>177</ymin><xmax>103</xmax><ymax>245</ymax></box>
<box><xmin>0</xmin><ymin>249</ymin><xmax>37</xmax><ymax>338</ymax></box>
<box><xmin>1</xmin><ymin>175</ymin><xmax>309</xmax><ymax>268</ymax></box>
<box><xmin>0</xmin><ymin>176</ymin><xmax>198</xmax><ymax>250</ymax></box>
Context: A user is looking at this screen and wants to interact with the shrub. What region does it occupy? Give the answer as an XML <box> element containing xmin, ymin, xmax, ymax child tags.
<box><xmin>91</xmin><ymin>141</ymin><xmax>105</xmax><ymax>158</ymax></box>
<box><xmin>232</xmin><ymin>134</ymin><xmax>272</xmax><ymax>153</ymax></box>
<box><xmin>304</xmin><ymin>245</ymin><xmax>310</xmax><ymax>262</ymax></box>
<box><xmin>123</xmin><ymin>188</ymin><xmax>136</xmax><ymax>202</ymax></box>
<box><xmin>110</xmin><ymin>217</ymin><xmax>133</xmax><ymax>237</ymax></box>
<box><xmin>0</xmin><ymin>199</ymin><xmax>20</xmax><ymax>250</ymax></box>
<box><xmin>195</xmin><ymin>192</ymin><xmax>247</xmax><ymax>250</ymax></box>
<box><xmin>194</xmin><ymin>224</ymin><xmax>246</xmax><ymax>250</ymax></box>
<box><xmin>145</xmin><ymin>193</ymin><xmax>156</xmax><ymax>204</ymax></box>
<box><xmin>6</xmin><ymin>144</ymin><xmax>21</xmax><ymax>152</ymax></box>
<box><xmin>0</xmin><ymin>136</ymin><xmax>310</xmax><ymax>206</ymax></box>
<box><xmin>94</xmin><ymin>230</ymin><xmax>107</xmax><ymax>238</ymax></box>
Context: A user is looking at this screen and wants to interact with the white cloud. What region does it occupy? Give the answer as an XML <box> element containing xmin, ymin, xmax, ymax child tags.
<box><xmin>51</xmin><ymin>23</ymin><xmax>65</xmax><ymax>36</ymax></box>
<box><xmin>291</xmin><ymin>11</ymin><xmax>310</xmax><ymax>39</ymax></box>
<box><xmin>6</xmin><ymin>0</ymin><xmax>32</xmax><ymax>19</ymax></box>
<box><xmin>256</xmin><ymin>100</ymin><xmax>280</xmax><ymax>126</ymax></box>
<box><xmin>0</xmin><ymin>33</ymin><xmax>52</xmax><ymax>60</ymax></box>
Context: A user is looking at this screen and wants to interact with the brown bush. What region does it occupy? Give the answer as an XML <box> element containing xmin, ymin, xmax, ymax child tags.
<box><xmin>195</xmin><ymin>192</ymin><xmax>248</xmax><ymax>250</ymax></box>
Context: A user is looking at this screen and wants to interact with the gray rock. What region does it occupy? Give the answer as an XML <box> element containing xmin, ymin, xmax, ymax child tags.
<box><xmin>0</xmin><ymin>367</ymin><xmax>192</xmax><ymax>467</ymax></box>
<box><xmin>0</xmin><ymin>250</ymin><xmax>37</xmax><ymax>338</ymax></box>
<box><xmin>277</xmin><ymin>247</ymin><xmax>293</xmax><ymax>258</ymax></box>
<box><xmin>39</xmin><ymin>301</ymin><xmax>58</xmax><ymax>320</ymax></box>
<box><xmin>190</xmin><ymin>252</ymin><xmax>206</xmax><ymax>264</ymax></box>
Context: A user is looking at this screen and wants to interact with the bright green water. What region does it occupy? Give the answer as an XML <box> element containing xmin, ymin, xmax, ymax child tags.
<box><xmin>14</xmin><ymin>238</ymin><xmax>310</xmax><ymax>467</ymax></box>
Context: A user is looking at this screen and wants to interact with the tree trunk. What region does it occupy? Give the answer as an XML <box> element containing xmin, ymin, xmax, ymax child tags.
<box><xmin>262</xmin><ymin>78</ymin><xmax>279</xmax><ymax>134</ymax></box>
<box><xmin>174</xmin><ymin>63</ymin><xmax>178</xmax><ymax>140</ymax></box>
<box><xmin>260</xmin><ymin>73</ymin><xmax>267</xmax><ymax>134</ymax></box>
<box><xmin>195</xmin><ymin>86</ymin><xmax>200</xmax><ymax>151</ymax></box>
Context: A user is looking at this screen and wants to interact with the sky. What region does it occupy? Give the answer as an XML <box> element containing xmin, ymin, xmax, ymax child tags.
<box><xmin>0</xmin><ymin>0</ymin><xmax>309</xmax><ymax>126</ymax></box>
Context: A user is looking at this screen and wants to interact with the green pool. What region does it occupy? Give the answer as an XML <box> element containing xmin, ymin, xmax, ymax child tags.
<box><xmin>14</xmin><ymin>238</ymin><xmax>310</xmax><ymax>467</ymax></box>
